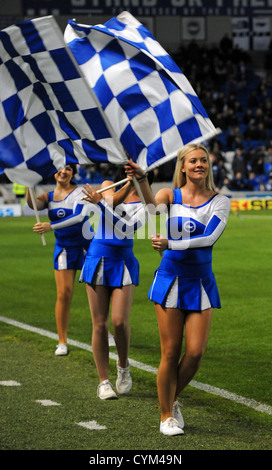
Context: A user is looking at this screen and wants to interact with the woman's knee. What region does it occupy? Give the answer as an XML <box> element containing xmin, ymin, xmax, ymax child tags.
<box><xmin>56</xmin><ymin>287</ymin><xmax>73</xmax><ymax>304</ymax></box>
<box><xmin>185</xmin><ymin>349</ymin><xmax>205</xmax><ymax>370</ymax></box>
<box><xmin>93</xmin><ymin>321</ymin><xmax>108</xmax><ymax>336</ymax></box>
<box><xmin>161</xmin><ymin>343</ymin><xmax>182</xmax><ymax>367</ymax></box>
<box><xmin>112</xmin><ymin>316</ymin><xmax>129</xmax><ymax>334</ymax></box>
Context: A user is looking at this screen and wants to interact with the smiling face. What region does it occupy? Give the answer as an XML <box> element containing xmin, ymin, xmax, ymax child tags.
<box><xmin>181</xmin><ymin>148</ymin><xmax>210</xmax><ymax>183</ymax></box>
<box><xmin>173</xmin><ymin>143</ymin><xmax>215</xmax><ymax>190</ymax></box>
<box><xmin>55</xmin><ymin>165</ymin><xmax>75</xmax><ymax>184</ymax></box>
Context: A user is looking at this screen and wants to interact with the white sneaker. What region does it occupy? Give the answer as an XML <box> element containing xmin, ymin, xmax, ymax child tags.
<box><xmin>172</xmin><ymin>400</ymin><xmax>184</xmax><ymax>429</ymax></box>
<box><xmin>116</xmin><ymin>362</ymin><xmax>132</xmax><ymax>394</ymax></box>
<box><xmin>108</xmin><ymin>333</ymin><xmax>116</xmax><ymax>347</ymax></box>
<box><xmin>160</xmin><ymin>417</ymin><xmax>184</xmax><ymax>436</ymax></box>
<box><xmin>55</xmin><ymin>344</ymin><xmax>68</xmax><ymax>356</ymax></box>
<box><xmin>97</xmin><ymin>380</ymin><xmax>117</xmax><ymax>400</ymax></box>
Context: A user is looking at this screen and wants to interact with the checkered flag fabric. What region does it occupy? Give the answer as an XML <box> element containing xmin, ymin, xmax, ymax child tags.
<box><xmin>0</xmin><ymin>16</ymin><xmax>125</xmax><ymax>186</ymax></box>
<box><xmin>65</xmin><ymin>11</ymin><xmax>219</xmax><ymax>171</ymax></box>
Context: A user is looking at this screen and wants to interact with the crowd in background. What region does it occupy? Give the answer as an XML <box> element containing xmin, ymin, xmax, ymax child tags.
<box><xmin>1</xmin><ymin>35</ymin><xmax>272</xmax><ymax>192</ymax></box>
<box><xmin>171</xmin><ymin>35</ymin><xmax>272</xmax><ymax>192</ymax></box>
<box><xmin>73</xmin><ymin>37</ymin><xmax>272</xmax><ymax>192</ymax></box>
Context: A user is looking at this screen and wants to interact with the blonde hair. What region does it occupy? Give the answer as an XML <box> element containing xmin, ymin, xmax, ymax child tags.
<box><xmin>173</xmin><ymin>143</ymin><xmax>215</xmax><ymax>190</ymax></box>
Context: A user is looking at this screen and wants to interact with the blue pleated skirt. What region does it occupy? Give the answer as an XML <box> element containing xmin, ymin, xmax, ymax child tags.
<box><xmin>80</xmin><ymin>241</ymin><xmax>139</xmax><ymax>287</ymax></box>
<box><xmin>148</xmin><ymin>255</ymin><xmax>221</xmax><ymax>311</ymax></box>
<box><xmin>53</xmin><ymin>243</ymin><xmax>87</xmax><ymax>271</ymax></box>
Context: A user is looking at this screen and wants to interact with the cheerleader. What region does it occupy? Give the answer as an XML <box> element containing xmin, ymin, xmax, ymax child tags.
<box><xmin>26</xmin><ymin>164</ymin><xmax>94</xmax><ymax>356</ymax></box>
<box><xmin>125</xmin><ymin>144</ymin><xmax>230</xmax><ymax>435</ymax></box>
<box><xmin>81</xmin><ymin>173</ymin><xmax>150</xmax><ymax>399</ymax></box>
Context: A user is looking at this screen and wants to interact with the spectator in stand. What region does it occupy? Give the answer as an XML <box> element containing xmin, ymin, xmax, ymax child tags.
<box><xmin>244</xmin><ymin>147</ymin><xmax>256</xmax><ymax>173</ymax></box>
<box><xmin>254</xmin><ymin>108</ymin><xmax>265</xmax><ymax>125</ymax></box>
<box><xmin>213</xmin><ymin>112</ymin><xmax>227</xmax><ymax>131</ymax></box>
<box><xmin>236</xmin><ymin>60</ymin><xmax>250</xmax><ymax>85</ymax></box>
<box><xmin>254</xmin><ymin>123</ymin><xmax>268</xmax><ymax>141</ymax></box>
<box><xmin>244</xmin><ymin>122</ymin><xmax>259</xmax><ymax>141</ymax></box>
<box><xmin>251</xmin><ymin>147</ymin><xmax>266</xmax><ymax>175</ymax></box>
<box><xmin>219</xmin><ymin>33</ymin><xmax>233</xmax><ymax>55</ymax></box>
<box><xmin>223</xmin><ymin>108</ymin><xmax>239</xmax><ymax>128</ymax></box>
<box><xmin>209</xmin><ymin>152</ymin><xmax>227</xmax><ymax>192</ymax></box>
<box><xmin>264</xmin><ymin>146</ymin><xmax>272</xmax><ymax>164</ymax></box>
<box><xmin>227</xmin><ymin>126</ymin><xmax>244</xmax><ymax>150</ymax></box>
<box><xmin>214</xmin><ymin>57</ymin><xmax>227</xmax><ymax>85</ymax></box>
<box><xmin>265</xmin><ymin>171</ymin><xmax>272</xmax><ymax>190</ymax></box>
<box><xmin>229</xmin><ymin>171</ymin><xmax>254</xmax><ymax>191</ymax></box>
<box><xmin>257</xmin><ymin>78</ymin><xmax>271</xmax><ymax>102</ymax></box>
<box><xmin>263</xmin><ymin>98</ymin><xmax>272</xmax><ymax>124</ymax></box>
<box><xmin>220</xmin><ymin>176</ymin><xmax>232</xmax><ymax>193</ymax></box>
<box><xmin>208</xmin><ymin>140</ymin><xmax>225</xmax><ymax>164</ymax></box>
<box><xmin>247</xmin><ymin>90</ymin><xmax>259</xmax><ymax>109</ymax></box>
<box><xmin>232</xmin><ymin>148</ymin><xmax>248</xmax><ymax>179</ymax></box>
<box><xmin>227</xmin><ymin>92</ymin><xmax>239</xmax><ymax>111</ymax></box>
<box><xmin>243</xmin><ymin>109</ymin><xmax>255</xmax><ymax>125</ymax></box>
<box><xmin>214</xmin><ymin>91</ymin><xmax>226</xmax><ymax>113</ymax></box>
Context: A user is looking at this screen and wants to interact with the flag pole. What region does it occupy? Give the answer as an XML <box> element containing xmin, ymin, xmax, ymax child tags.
<box><xmin>28</xmin><ymin>187</ymin><xmax>46</xmax><ymax>246</ymax></box>
<box><xmin>90</xmin><ymin>174</ymin><xmax>159</xmax><ymax>243</ymax></box>
<box><xmin>96</xmin><ymin>178</ymin><xmax>129</xmax><ymax>194</ymax></box>
<box><xmin>131</xmin><ymin>175</ymin><xmax>156</xmax><ymax>235</ymax></box>
<box><xmin>132</xmin><ymin>175</ymin><xmax>163</xmax><ymax>257</ymax></box>
<box><xmin>93</xmin><ymin>175</ymin><xmax>157</xmax><ymax>236</ymax></box>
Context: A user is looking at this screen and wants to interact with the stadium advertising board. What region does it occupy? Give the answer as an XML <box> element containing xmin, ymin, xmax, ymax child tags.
<box><xmin>23</xmin><ymin>0</ymin><xmax>272</xmax><ymax>17</ymax></box>
<box><xmin>230</xmin><ymin>198</ymin><xmax>272</xmax><ymax>211</ymax></box>
<box><xmin>0</xmin><ymin>204</ymin><xmax>22</xmax><ymax>217</ymax></box>
<box><xmin>1</xmin><ymin>200</ymin><xmax>272</xmax><ymax>217</ymax></box>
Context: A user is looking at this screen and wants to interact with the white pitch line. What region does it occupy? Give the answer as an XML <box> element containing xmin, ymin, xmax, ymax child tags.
<box><xmin>1</xmin><ymin>315</ymin><xmax>271</xmax><ymax>416</ymax></box>
<box><xmin>0</xmin><ymin>380</ymin><xmax>21</xmax><ymax>387</ymax></box>
<box><xmin>77</xmin><ymin>420</ymin><xmax>107</xmax><ymax>431</ymax></box>
<box><xmin>35</xmin><ymin>399</ymin><xmax>61</xmax><ymax>406</ymax></box>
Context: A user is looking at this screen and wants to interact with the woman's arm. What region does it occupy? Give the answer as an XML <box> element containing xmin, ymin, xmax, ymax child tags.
<box><xmin>167</xmin><ymin>215</ymin><xmax>227</xmax><ymax>250</ymax></box>
<box><xmin>49</xmin><ymin>202</ymin><xmax>93</xmax><ymax>230</ymax></box>
<box><xmin>111</xmin><ymin>181</ymin><xmax>133</xmax><ymax>207</ymax></box>
<box><xmin>31</xmin><ymin>190</ymin><xmax>96</xmax><ymax>235</ymax></box>
<box><xmin>26</xmin><ymin>189</ymin><xmax>48</xmax><ymax>211</ymax></box>
<box><xmin>26</xmin><ymin>189</ymin><xmax>51</xmax><ymax>235</ymax></box>
<box><xmin>32</xmin><ymin>203</ymin><xmax>94</xmax><ymax>235</ymax></box>
<box><xmin>82</xmin><ymin>179</ymin><xmax>133</xmax><ymax>208</ymax></box>
<box><xmin>97</xmin><ymin>198</ymin><xmax>147</xmax><ymax>237</ymax></box>
<box><xmin>152</xmin><ymin>197</ymin><xmax>231</xmax><ymax>252</ymax></box>
<box><xmin>124</xmin><ymin>159</ymin><xmax>172</xmax><ymax>213</ymax></box>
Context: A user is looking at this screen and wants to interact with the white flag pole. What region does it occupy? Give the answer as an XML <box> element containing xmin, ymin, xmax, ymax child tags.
<box><xmin>132</xmin><ymin>175</ymin><xmax>163</xmax><ymax>257</ymax></box>
<box><xmin>86</xmin><ymin>174</ymin><xmax>159</xmax><ymax>245</ymax></box>
<box><xmin>132</xmin><ymin>175</ymin><xmax>156</xmax><ymax>237</ymax></box>
<box><xmin>96</xmin><ymin>178</ymin><xmax>129</xmax><ymax>194</ymax></box>
<box><xmin>28</xmin><ymin>187</ymin><xmax>46</xmax><ymax>246</ymax></box>
<box><xmin>93</xmin><ymin>175</ymin><xmax>157</xmax><ymax>237</ymax></box>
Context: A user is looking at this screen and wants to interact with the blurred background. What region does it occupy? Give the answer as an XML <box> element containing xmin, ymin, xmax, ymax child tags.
<box><xmin>1</xmin><ymin>1</ymin><xmax>272</xmax><ymax>214</ymax></box>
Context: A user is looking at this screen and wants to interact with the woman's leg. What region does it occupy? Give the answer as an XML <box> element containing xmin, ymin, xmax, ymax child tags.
<box><xmin>111</xmin><ymin>285</ymin><xmax>134</xmax><ymax>368</ymax></box>
<box><xmin>175</xmin><ymin>308</ymin><xmax>214</xmax><ymax>398</ymax></box>
<box><xmin>155</xmin><ymin>304</ymin><xmax>185</xmax><ymax>423</ymax></box>
<box><xmin>54</xmin><ymin>269</ymin><xmax>76</xmax><ymax>345</ymax></box>
<box><xmin>85</xmin><ymin>283</ymin><xmax>111</xmax><ymax>382</ymax></box>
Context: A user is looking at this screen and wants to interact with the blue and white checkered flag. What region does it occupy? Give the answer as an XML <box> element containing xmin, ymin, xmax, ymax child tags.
<box><xmin>0</xmin><ymin>16</ymin><xmax>126</xmax><ymax>186</ymax></box>
<box><xmin>65</xmin><ymin>11</ymin><xmax>219</xmax><ymax>172</ymax></box>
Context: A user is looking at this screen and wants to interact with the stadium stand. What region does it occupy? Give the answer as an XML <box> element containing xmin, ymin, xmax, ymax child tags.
<box><xmin>168</xmin><ymin>39</ymin><xmax>272</xmax><ymax>191</ymax></box>
<box><xmin>1</xmin><ymin>37</ymin><xmax>271</xmax><ymax>191</ymax></box>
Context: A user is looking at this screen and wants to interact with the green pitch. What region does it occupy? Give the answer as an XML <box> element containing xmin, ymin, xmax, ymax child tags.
<box><xmin>0</xmin><ymin>211</ymin><xmax>272</xmax><ymax>451</ymax></box>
